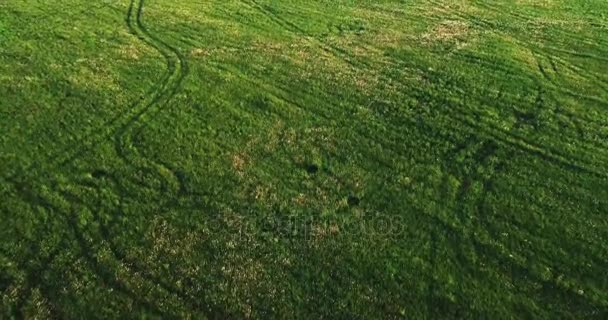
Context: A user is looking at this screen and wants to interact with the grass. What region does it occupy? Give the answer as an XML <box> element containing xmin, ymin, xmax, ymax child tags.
<box><xmin>1</xmin><ymin>0</ymin><xmax>608</xmax><ymax>318</ymax></box>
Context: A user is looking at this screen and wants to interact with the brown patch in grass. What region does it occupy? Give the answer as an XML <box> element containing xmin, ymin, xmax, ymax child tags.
<box><xmin>232</xmin><ymin>152</ymin><xmax>248</xmax><ymax>177</ymax></box>
<box><xmin>293</xmin><ymin>193</ymin><xmax>307</xmax><ymax>206</ymax></box>
<box><xmin>311</xmin><ymin>222</ymin><xmax>341</xmax><ymax>245</ymax></box>
<box><xmin>516</xmin><ymin>0</ymin><xmax>554</xmax><ymax>8</ymax></box>
<box><xmin>253</xmin><ymin>185</ymin><xmax>271</xmax><ymax>202</ymax></box>
<box><xmin>117</xmin><ymin>44</ymin><xmax>141</xmax><ymax>60</ymax></box>
<box><xmin>190</xmin><ymin>47</ymin><xmax>210</xmax><ymax>57</ymax></box>
<box><xmin>423</xmin><ymin>20</ymin><xmax>470</xmax><ymax>43</ymax></box>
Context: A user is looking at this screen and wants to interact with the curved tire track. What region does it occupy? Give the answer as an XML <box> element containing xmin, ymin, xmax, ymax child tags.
<box><xmin>111</xmin><ymin>0</ymin><xmax>189</xmax><ymax>200</ymax></box>
<box><xmin>3</xmin><ymin>0</ymin><xmax>209</xmax><ymax>316</ymax></box>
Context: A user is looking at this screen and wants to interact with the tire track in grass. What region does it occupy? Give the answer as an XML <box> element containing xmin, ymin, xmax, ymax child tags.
<box><xmin>5</xmin><ymin>1</ymin><xmax>606</xmax><ymax>314</ymax></box>
<box><xmin>427</xmin><ymin>0</ymin><xmax>498</xmax><ymax>32</ymax></box>
<box><xmin>247</xmin><ymin>1</ymin><xmax>585</xmax><ymax>167</ymax></box>
<box><xmin>446</xmin><ymin>48</ymin><xmax>608</xmax><ymax>178</ymax></box>
<box><xmin>473</xmin><ymin>0</ymin><xmax>608</xmax><ymax>47</ymax></box>
<box><xmin>231</xmin><ymin>1</ymin><xmax>474</xmax><ymax>178</ymax></box>
<box><xmin>535</xmin><ymin>51</ymin><xmax>608</xmax><ymax>97</ymax></box>
<box><xmin>75</xmin><ymin>2</ymin><xmax>186</xmax><ymax>308</ymax></box>
<box><xmin>531</xmin><ymin>52</ymin><xmax>608</xmax><ymax>154</ymax></box>
<box><xmin>240</xmin><ymin>0</ymin><xmax>365</xmax><ymax>69</ymax></box>
<box><xmin>449</xmin><ymin>100</ymin><xmax>607</xmax><ymax>180</ymax></box>
<box><xmin>428</xmin><ymin>0</ymin><xmax>608</xmax><ymax>90</ymax></box>
<box><xmin>550</xmin><ymin>55</ymin><xmax>608</xmax><ymax>93</ymax></box>
<box><xmin>1</xmin><ymin>0</ymin><xmax>188</xmax><ymax>192</ymax></box>
<box><xmin>461</xmin><ymin>51</ymin><xmax>593</xmax><ymax>116</ymax></box>
<box><xmin>0</xmin><ymin>250</ymin><xmax>34</xmax><ymax>319</ymax></box>
<box><xmin>8</xmin><ymin>239</ymin><xmax>71</xmax><ymax>319</ymax></box>
<box><xmin>430</xmin><ymin>0</ymin><xmax>608</xmax><ymax>93</ymax></box>
<box><xmin>108</xmin><ymin>0</ymin><xmax>188</xmax><ymax>201</ymax></box>
<box><xmin>48</xmin><ymin>0</ymin><xmax>218</xmax><ymax>306</ymax></box>
<box><xmin>428</xmin><ymin>213</ymin><xmax>607</xmax><ymax>316</ymax></box>
<box><xmin>11</xmin><ymin>0</ymin><xmax>605</xmax><ymax>186</ymax></box>
<box><xmin>243</xmin><ymin>0</ymin><xmax>428</xmax><ymax>74</ymax></box>
<box><xmin>197</xmin><ymin>35</ymin><xmax>528</xmax><ymax>316</ymax></box>
<box><xmin>240</xmin><ymin>0</ymin><xmax>608</xmax><ymax>179</ymax></box>
<box><xmin>529</xmin><ymin>34</ymin><xmax>608</xmax><ymax>98</ymax></box>
<box><xmin>426</xmin><ymin>137</ymin><xmax>607</xmax><ymax>316</ymax></box>
<box><xmin>5</xmin><ymin>178</ymin><xmax>171</xmax><ymax>318</ymax></box>
<box><xmin>426</xmin><ymin>138</ymin><xmax>504</xmax><ymax>317</ymax></box>
<box><xmin>543</xmin><ymin>46</ymin><xmax>608</xmax><ymax>63</ymax></box>
<box><xmin>233</xmin><ymin>43</ymin><xmax>608</xmax><ymax>180</ymax></box>
<box><xmin>264</xmin><ymin>44</ymin><xmax>606</xmax><ymax>181</ymax></box>
<box><xmin>4</xmin><ymin>0</ymin><xmax>212</xmax><ymax>315</ymax></box>
<box><xmin>86</xmin><ymin>4</ymin><xmax>215</xmax><ymax>312</ymax></box>
<box><xmin>203</xmin><ymin>2</ymin><xmax>608</xmax><ymax>314</ymax></box>
<box><xmin>56</xmin><ymin>0</ymin><xmax>215</xmax><ymax>315</ymax></box>
<box><xmin>58</xmin><ymin>179</ymin><xmax>219</xmax><ymax>318</ymax></box>
<box><xmin>0</xmin><ymin>5</ymin><xmax>166</xmax><ymax>182</ymax></box>
<box><xmin>203</xmin><ymin>61</ymin><xmax>438</xmax><ymax>186</ymax></box>
<box><xmin>0</xmin><ymin>247</ymin><xmax>39</xmax><ymax>318</ymax></box>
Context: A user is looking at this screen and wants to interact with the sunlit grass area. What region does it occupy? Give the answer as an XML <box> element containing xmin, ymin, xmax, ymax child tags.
<box><xmin>1</xmin><ymin>0</ymin><xmax>607</xmax><ymax>318</ymax></box>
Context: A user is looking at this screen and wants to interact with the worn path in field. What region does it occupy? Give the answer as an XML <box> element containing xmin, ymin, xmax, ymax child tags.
<box><xmin>61</xmin><ymin>0</ymin><xmax>215</xmax><ymax>316</ymax></box>
<box><xmin>4</xmin><ymin>0</ymin><xmax>219</xmax><ymax>317</ymax></box>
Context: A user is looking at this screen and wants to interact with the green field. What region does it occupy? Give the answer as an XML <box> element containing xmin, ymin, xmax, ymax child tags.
<box><xmin>1</xmin><ymin>0</ymin><xmax>608</xmax><ymax>318</ymax></box>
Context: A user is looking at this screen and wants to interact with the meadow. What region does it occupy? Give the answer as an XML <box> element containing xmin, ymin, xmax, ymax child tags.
<box><xmin>1</xmin><ymin>0</ymin><xmax>607</xmax><ymax>318</ymax></box>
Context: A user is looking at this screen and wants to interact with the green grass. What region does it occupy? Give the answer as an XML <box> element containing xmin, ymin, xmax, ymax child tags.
<box><xmin>1</xmin><ymin>0</ymin><xmax>608</xmax><ymax>318</ymax></box>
